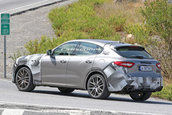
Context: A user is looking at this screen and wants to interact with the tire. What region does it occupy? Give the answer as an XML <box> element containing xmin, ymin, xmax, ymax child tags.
<box><xmin>129</xmin><ymin>92</ymin><xmax>152</xmax><ymax>101</ymax></box>
<box><xmin>58</xmin><ymin>87</ymin><xmax>75</xmax><ymax>93</ymax></box>
<box><xmin>87</xmin><ymin>74</ymin><xmax>110</xmax><ymax>99</ymax></box>
<box><xmin>15</xmin><ymin>67</ymin><xmax>35</xmax><ymax>92</ymax></box>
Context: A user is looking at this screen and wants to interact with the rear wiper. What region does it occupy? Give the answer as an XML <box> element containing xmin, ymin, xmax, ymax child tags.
<box><xmin>130</xmin><ymin>56</ymin><xmax>144</xmax><ymax>59</ymax></box>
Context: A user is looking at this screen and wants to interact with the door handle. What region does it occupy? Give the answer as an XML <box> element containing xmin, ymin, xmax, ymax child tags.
<box><xmin>60</xmin><ymin>60</ymin><xmax>67</xmax><ymax>63</ymax></box>
<box><xmin>85</xmin><ymin>60</ymin><xmax>92</xmax><ymax>64</ymax></box>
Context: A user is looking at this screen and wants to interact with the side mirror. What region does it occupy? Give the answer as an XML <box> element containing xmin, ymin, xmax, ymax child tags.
<box><xmin>47</xmin><ymin>49</ymin><xmax>52</xmax><ymax>56</ymax></box>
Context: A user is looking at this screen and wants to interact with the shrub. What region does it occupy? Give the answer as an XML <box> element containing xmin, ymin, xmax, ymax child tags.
<box><xmin>108</xmin><ymin>15</ymin><xmax>126</xmax><ymax>32</ymax></box>
<box><xmin>153</xmin><ymin>83</ymin><xmax>172</xmax><ymax>101</ymax></box>
<box><xmin>25</xmin><ymin>36</ymin><xmax>59</xmax><ymax>54</ymax></box>
<box><xmin>147</xmin><ymin>40</ymin><xmax>172</xmax><ymax>79</ymax></box>
<box><xmin>124</xmin><ymin>24</ymin><xmax>150</xmax><ymax>45</ymax></box>
<box><xmin>95</xmin><ymin>0</ymin><xmax>144</xmax><ymax>25</ymax></box>
<box><xmin>9</xmin><ymin>50</ymin><xmax>28</xmax><ymax>61</ymax></box>
<box><xmin>141</xmin><ymin>0</ymin><xmax>172</xmax><ymax>79</ymax></box>
<box><xmin>141</xmin><ymin>0</ymin><xmax>172</xmax><ymax>56</ymax></box>
<box><xmin>141</xmin><ymin>0</ymin><xmax>171</xmax><ymax>40</ymax></box>
<box><xmin>48</xmin><ymin>0</ymin><xmax>120</xmax><ymax>39</ymax></box>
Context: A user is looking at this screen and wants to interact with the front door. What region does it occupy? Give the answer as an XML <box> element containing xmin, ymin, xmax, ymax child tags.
<box><xmin>41</xmin><ymin>42</ymin><xmax>78</xmax><ymax>86</ymax></box>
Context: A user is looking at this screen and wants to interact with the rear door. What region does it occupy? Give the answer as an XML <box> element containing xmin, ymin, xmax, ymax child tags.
<box><xmin>66</xmin><ymin>42</ymin><xmax>103</xmax><ymax>88</ymax></box>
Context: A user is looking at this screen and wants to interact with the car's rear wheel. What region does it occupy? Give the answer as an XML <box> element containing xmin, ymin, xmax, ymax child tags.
<box><xmin>15</xmin><ymin>67</ymin><xmax>35</xmax><ymax>92</ymax></box>
<box><xmin>129</xmin><ymin>92</ymin><xmax>152</xmax><ymax>101</ymax></box>
<box><xmin>58</xmin><ymin>87</ymin><xmax>75</xmax><ymax>93</ymax></box>
<box><xmin>87</xmin><ymin>74</ymin><xmax>110</xmax><ymax>99</ymax></box>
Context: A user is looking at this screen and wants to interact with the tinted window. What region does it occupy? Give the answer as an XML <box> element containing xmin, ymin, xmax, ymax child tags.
<box><xmin>116</xmin><ymin>46</ymin><xmax>153</xmax><ymax>59</ymax></box>
<box><xmin>53</xmin><ymin>42</ymin><xmax>78</xmax><ymax>56</ymax></box>
<box><xmin>75</xmin><ymin>42</ymin><xmax>103</xmax><ymax>55</ymax></box>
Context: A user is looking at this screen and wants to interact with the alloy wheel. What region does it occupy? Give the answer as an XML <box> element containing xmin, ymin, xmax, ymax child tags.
<box><xmin>16</xmin><ymin>67</ymin><xmax>30</xmax><ymax>90</ymax></box>
<box><xmin>88</xmin><ymin>75</ymin><xmax>105</xmax><ymax>98</ymax></box>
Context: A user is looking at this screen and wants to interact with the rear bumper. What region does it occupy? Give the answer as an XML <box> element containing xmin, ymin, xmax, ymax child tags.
<box><xmin>122</xmin><ymin>85</ymin><xmax>163</xmax><ymax>93</ymax></box>
<box><xmin>103</xmin><ymin>65</ymin><xmax>163</xmax><ymax>93</ymax></box>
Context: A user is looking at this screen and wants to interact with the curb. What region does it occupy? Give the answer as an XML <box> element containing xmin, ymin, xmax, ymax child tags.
<box><xmin>0</xmin><ymin>108</ymin><xmax>153</xmax><ymax>115</ymax></box>
<box><xmin>0</xmin><ymin>103</ymin><xmax>155</xmax><ymax>115</ymax></box>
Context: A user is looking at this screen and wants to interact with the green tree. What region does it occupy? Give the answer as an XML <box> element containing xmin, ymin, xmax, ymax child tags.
<box><xmin>141</xmin><ymin>0</ymin><xmax>172</xmax><ymax>78</ymax></box>
<box><xmin>141</xmin><ymin>0</ymin><xmax>172</xmax><ymax>49</ymax></box>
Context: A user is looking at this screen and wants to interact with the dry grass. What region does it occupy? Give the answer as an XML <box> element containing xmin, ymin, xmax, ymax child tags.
<box><xmin>164</xmin><ymin>78</ymin><xmax>172</xmax><ymax>85</ymax></box>
<box><xmin>95</xmin><ymin>0</ymin><xmax>144</xmax><ymax>24</ymax></box>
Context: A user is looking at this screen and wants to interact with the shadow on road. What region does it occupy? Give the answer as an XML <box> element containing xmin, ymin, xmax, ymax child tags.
<box><xmin>108</xmin><ymin>96</ymin><xmax>172</xmax><ymax>105</ymax></box>
<box><xmin>32</xmin><ymin>89</ymin><xmax>172</xmax><ymax>106</ymax></box>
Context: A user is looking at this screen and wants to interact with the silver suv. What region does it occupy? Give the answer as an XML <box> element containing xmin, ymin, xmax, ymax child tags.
<box><xmin>13</xmin><ymin>39</ymin><xmax>163</xmax><ymax>101</ymax></box>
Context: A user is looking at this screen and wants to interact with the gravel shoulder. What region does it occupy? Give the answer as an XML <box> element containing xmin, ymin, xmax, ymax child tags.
<box><xmin>0</xmin><ymin>0</ymin><xmax>77</xmax><ymax>78</ymax></box>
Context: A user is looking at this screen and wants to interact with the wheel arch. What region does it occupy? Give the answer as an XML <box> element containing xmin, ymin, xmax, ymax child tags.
<box><xmin>85</xmin><ymin>68</ymin><xmax>109</xmax><ymax>90</ymax></box>
<box><xmin>14</xmin><ymin>65</ymin><xmax>31</xmax><ymax>83</ymax></box>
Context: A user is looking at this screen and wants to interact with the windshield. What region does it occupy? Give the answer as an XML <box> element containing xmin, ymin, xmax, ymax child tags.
<box><xmin>116</xmin><ymin>46</ymin><xmax>153</xmax><ymax>59</ymax></box>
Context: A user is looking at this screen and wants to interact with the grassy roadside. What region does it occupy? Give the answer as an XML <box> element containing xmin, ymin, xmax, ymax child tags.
<box><xmin>152</xmin><ymin>80</ymin><xmax>172</xmax><ymax>101</ymax></box>
<box><xmin>24</xmin><ymin>0</ymin><xmax>172</xmax><ymax>101</ymax></box>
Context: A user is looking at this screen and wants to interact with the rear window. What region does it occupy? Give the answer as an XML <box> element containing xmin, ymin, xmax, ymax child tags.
<box><xmin>116</xmin><ymin>46</ymin><xmax>153</xmax><ymax>59</ymax></box>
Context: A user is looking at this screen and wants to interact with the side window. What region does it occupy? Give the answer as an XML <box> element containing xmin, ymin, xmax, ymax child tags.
<box><xmin>53</xmin><ymin>42</ymin><xmax>78</xmax><ymax>56</ymax></box>
<box><xmin>96</xmin><ymin>45</ymin><xmax>103</xmax><ymax>54</ymax></box>
<box><xmin>75</xmin><ymin>42</ymin><xmax>103</xmax><ymax>55</ymax></box>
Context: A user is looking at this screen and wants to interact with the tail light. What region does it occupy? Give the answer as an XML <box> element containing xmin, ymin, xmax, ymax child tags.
<box><xmin>114</xmin><ymin>61</ymin><xmax>135</xmax><ymax>68</ymax></box>
<box><xmin>156</xmin><ymin>63</ymin><xmax>161</xmax><ymax>69</ymax></box>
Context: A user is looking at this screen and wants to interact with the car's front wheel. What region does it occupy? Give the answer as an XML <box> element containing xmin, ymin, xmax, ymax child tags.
<box><xmin>15</xmin><ymin>67</ymin><xmax>35</xmax><ymax>92</ymax></box>
<box><xmin>87</xmin><ymin>74</ymin><xmax>110</xmax><ymax>99</ymax></box>
<box><xmin>129</xmin><ymin>92</ymin><xmax>152</xmax><ymax>101</ymax></box>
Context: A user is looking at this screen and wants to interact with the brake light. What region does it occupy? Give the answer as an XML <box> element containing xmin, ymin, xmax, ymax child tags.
<box><xmin>156</xmin><ymin>63</ymin><xmax>161</xmax><ymax>69</ymax></box>
<box><xmin>114</xmin><ymin>61</ymin><xmax>135</xmax><ymax>68</ymax></box>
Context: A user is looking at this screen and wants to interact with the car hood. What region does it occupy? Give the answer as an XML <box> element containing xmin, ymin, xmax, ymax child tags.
<box><xmin>16</xmin><ymin>54</ymin><xmax>45</xmax><ymax>66</ymax></box>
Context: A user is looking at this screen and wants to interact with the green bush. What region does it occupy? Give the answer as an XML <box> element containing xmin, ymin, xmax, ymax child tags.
<box><xmin>125</xmin><ymin>24</ymin><xmax>150</xmax><ymax>45</ymax></box>
<box><xmin>141</xmin><ymin>0</ymin><xmax>172</xmax><ymax>79</ymax></box>
<box><xmin>141</xmin><ymin>0</ymin><xmax>171</xmax><ymax>40</ymax></box>
<box><xmin>48</xmin><ymin>0</ymin><xmax>121</xmax><ymax>39</ymax></box>
<box><xmin>108</xmin><ymin>15</ymin><xmax>126</xmax><ymax>32</ymax></box>
<box><xmin>153</xmin><ymin>84</ymin><xmax>172</xmax><ymax>101</ymax></box>
<box><xmin>9</xmin><ymin>50</ymin><xmax>28</xmax><ymax>61</ymax></box>
<box><xmin>141</xmin><ymin>0</ymin><xmax>172</xmax><ymax>53</ymax></box>
<box><xmin>25</xmin><ymin>36</ymin><xmax>59</xmax><ymax>54</ymax></box>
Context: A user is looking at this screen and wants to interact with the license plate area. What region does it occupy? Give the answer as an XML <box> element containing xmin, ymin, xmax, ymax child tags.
<box><xmin>139</xmin><ymin>65</ymin><xmax>152</xmax><ymax>72</ymax></box>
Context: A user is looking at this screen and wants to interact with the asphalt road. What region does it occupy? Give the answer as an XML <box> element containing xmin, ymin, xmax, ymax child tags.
<box><xmin>0</xmin><ymin>0</ymin><xmax>55</xmax><ymax>13</ymax></box>
<box><xmin>0</xmin><ymin>79</ymin><xmax>172</xmax><ymax>115</ymax></box>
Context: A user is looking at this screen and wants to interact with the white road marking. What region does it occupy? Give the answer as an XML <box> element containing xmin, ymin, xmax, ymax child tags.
<box><xmin>2</xmin><ymin>109</ymin><xmax>24</xmax><ymax>115</ymax></box>
<box><xmin>58</xmin><ymin>110</ymin><xmax>91</xmax><ymax>115</ymax></box>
